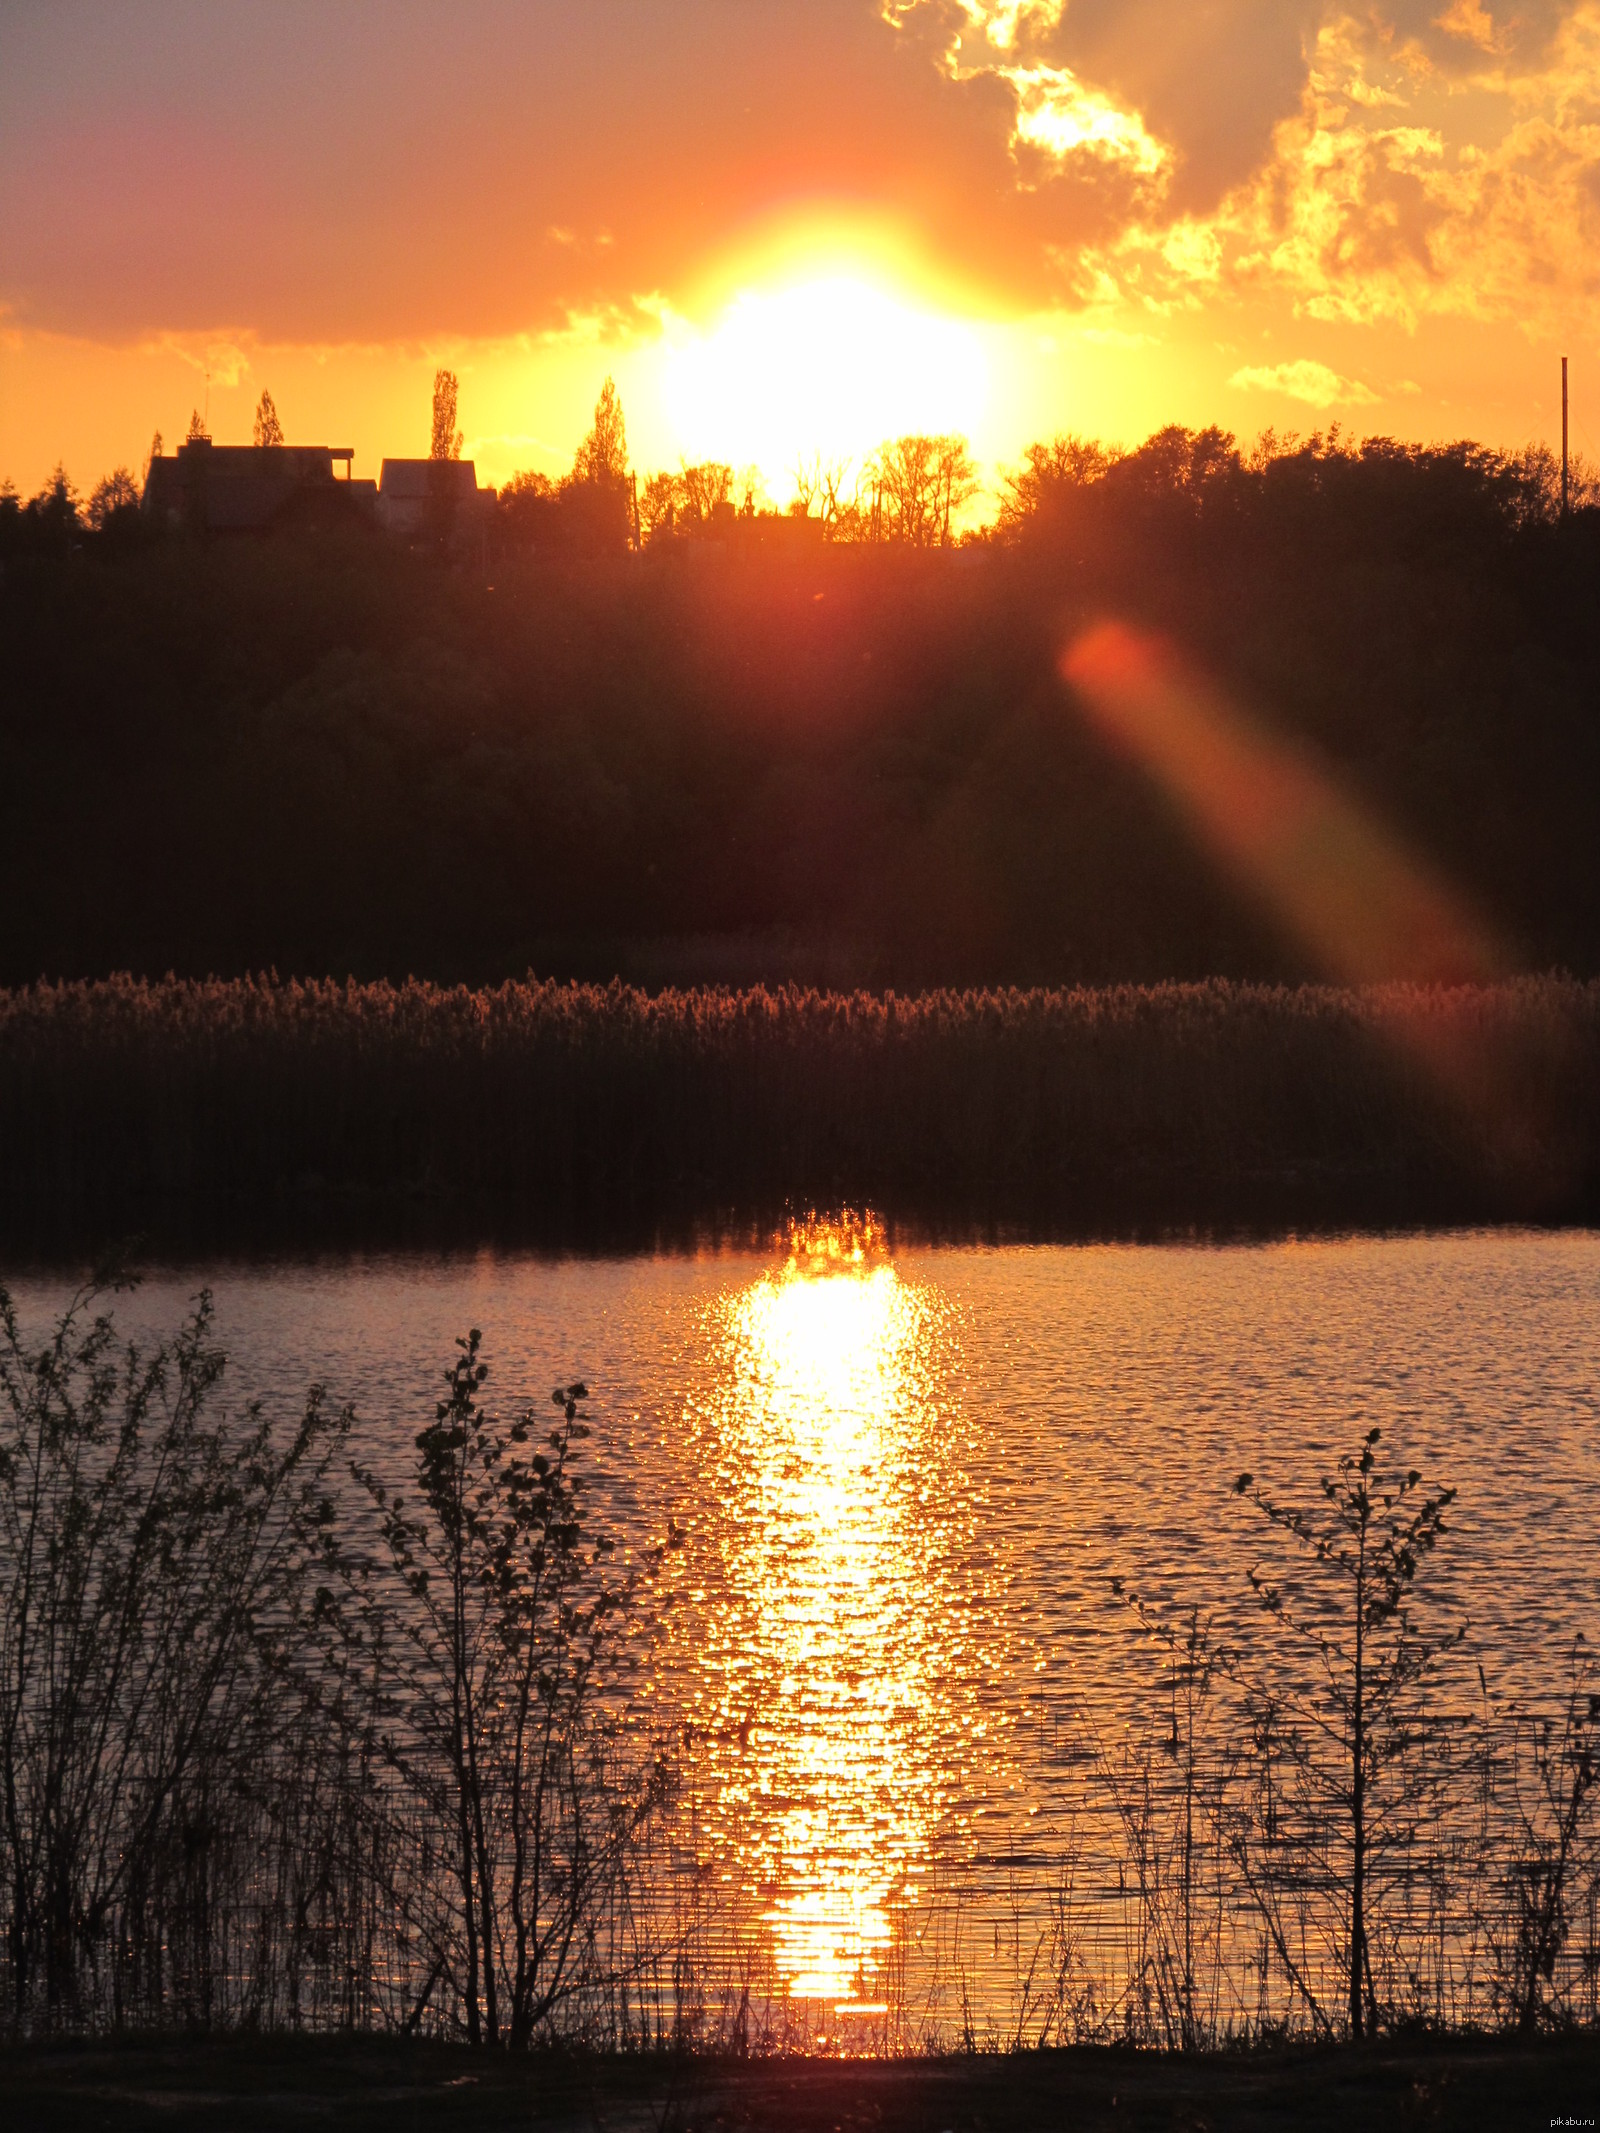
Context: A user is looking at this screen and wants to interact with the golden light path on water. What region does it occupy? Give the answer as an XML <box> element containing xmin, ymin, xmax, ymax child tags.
<box><xmin>676</xmin><ymin>1219</ymin><xmax>972</xmax><ymax>2015</ymax></box>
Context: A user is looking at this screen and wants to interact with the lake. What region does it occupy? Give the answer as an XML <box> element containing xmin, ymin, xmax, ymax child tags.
<box><xmin>6</xmin><ymin>1224</ymin><xmax>1597</xmax><ymax>2036</ymax></box>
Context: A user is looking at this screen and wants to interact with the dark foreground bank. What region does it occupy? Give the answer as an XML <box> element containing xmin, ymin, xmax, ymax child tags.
<box><xmin>6</xmin><ymin>2035</ymin><xmax>1597</xmax><ymax>2132</ymax></box>
<box><xmin>3</xmin><ymin>973</ymin><xmax>1600</xmax><ymax>1249</ymax></box>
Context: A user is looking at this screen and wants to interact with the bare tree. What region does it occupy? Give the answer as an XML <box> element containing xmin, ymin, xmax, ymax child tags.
<box><xmin>185</xmin><ymin>409</ymin><xmax>209</xmax><ymax>444</ymax></box>
<box><xmin>791</xmin><ymin>452</ymin><xmax>856</xmax><ymax>538</ymax></box>
<box><xmin>352</xmin><ymin>1333</ymin><xmax>671</xmax><ymax>2047</ymax></box>
<box><xmin>790</xmin><ymin>452</ymin><xmax>824</xmax><ymax>518</ymax></box>
<box><xmin>431</xmin><ymin>371</ymin><xmax>463</xmax><ymax>461</ymax></box>
<box><xmin>870</xmin><ymin>435</ymin><xmax>934</xmax><ymax>545</ymax></box>
<box><xmin>933</xmin><ymin>435</ymin><xmax>981</xmax><ymax>544</ymax></box>
<box><xmin>736</xmin><ymin>464</ymin><xmax>767</xmax><ymax>516</ymax></box>
<box><xmin>869</xmin><ymin>434</ymin><xmax>976</xmax><ymax>546</ymax></box>
<box><xmin>1232</xmin><ymin>1428</ymin><xmax>1463</xmax><ymax>2037</ymax></box>
<box><xmin>0</xmin><ymin>1283</ymin><xmax>347</xmax><ymax>2028</ymax></box>
<box><xmin>1490</xmin><ymin>1640</ymin><xmax>1600</xmax><ymax>2031</ymax></box>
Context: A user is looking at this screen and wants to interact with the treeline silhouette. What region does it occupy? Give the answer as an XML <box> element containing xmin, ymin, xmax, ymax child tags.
<box><xmin>4</xmin><ymin>427</ymin><xmax>1600</xmax><ymax>989</ymax></box>
<box><xmin>2</xmin><ymin>974</ymin><xmax>1596</xmax><ymax>1246</ymax></box>
<box><xmin>2</xmin><ymin>1285</ymin><xmax>1595</xmax><ymax>2044</ymax></box>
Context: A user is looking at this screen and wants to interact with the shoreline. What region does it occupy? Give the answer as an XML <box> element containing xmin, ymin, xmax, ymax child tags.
<box><xmin>7</xmin><ymin>2033</ymin><xmax>1597</xmax><ymax>2130</ymax></box>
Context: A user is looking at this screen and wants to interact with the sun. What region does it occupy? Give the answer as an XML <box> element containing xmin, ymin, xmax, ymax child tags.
<box><xmin>659</xmin><ymin>272</ymin><xmax>989</xmax><ymax>494</ymax></box>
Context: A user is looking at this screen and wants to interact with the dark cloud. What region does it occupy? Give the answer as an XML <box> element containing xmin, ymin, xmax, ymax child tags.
<box><xmin>1035</xmin><ymin>1</ymin><xmax>1324</xmax><ymax>212</ymax></box>
<box><xmin>1375</xmin><ymin>0</ymin><xmax>1571</xmax><ymax>70</ymax></box>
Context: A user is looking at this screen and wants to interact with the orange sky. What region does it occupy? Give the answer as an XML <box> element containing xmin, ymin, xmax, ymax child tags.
<box><xmin>5</xmin><ymin>1</ymin><xmax>1599</xmax><ymax>504</ymax></box>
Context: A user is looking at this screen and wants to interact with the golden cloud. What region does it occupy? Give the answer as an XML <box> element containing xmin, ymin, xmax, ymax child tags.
<box><xmin>1205</xmin><ymin>5</ymin><xmax>1600</xmax><ymax>335</ymax></box>
<box><xmin>888</xmin><ymin>0</ymin><xmax>1171</xmax><ymax>188</ymax></box>
<box><xmin>896</xmin><ymin>1</ymin><xmax>1600</xmax><ymax>339</ymax></box>
<box><xmin>1229</xmin><ymin>357</ymin><xmax>1380</xmax><ymax>405</ymax></box>
<box><xmin>1002</xmin><ymin>62</ymin><xmax>1169</xmax><ymax>177</ymax></box>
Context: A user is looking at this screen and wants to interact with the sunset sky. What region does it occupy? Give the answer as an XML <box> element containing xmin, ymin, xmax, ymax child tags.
<box><xmin>5</xmin><ymin>0</ymin><xmax>1600</xmax><ymax>503</ymax></box>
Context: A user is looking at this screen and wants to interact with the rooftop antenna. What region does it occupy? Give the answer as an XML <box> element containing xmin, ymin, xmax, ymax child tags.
<box><xmin>1562</xmin><ymin>355</ymin><xmax>1569</xmax><ymax>517</ymax></box>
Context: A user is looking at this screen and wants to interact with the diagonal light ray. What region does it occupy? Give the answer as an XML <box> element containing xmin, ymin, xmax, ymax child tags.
<box><xmin>1062</xmin><ymin>620</ymin><xmax>1501</xmax><ymax>988</ymax></box>
<box><xmin>1062</xmin><ymin>621</ymin><xmax>1582</xmax><ymax>1201</ymax></box>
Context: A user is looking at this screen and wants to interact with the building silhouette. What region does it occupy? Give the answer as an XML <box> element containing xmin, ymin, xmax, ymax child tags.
<box><xmin>142</xmin><ymin>439</ymin><xmax>375</xmax><ymax>534</ymax></box>
<box><xmin>376</xmin><ymin>459</ymin><xmax>496</xmax><ymax>544</ymax></box>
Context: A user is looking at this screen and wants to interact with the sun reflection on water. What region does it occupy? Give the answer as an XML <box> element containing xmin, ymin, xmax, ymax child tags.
<box><xmin>684</xmin><ymin>1216</ymin><xmax>963</xmax><ymax>2014</ymax></box>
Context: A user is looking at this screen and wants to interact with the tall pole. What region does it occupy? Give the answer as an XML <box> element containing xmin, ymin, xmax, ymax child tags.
<box><xmin>1562</xmin><ymin>355</ymin><xmax>1569</xmax><ymax>517</ymax></box>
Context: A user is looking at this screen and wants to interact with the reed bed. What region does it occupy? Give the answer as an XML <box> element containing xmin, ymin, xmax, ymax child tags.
<box><xmin>3</xmin><ymin>975</ymin><xmax>1598</xmax><ymax>1244</ymax></box>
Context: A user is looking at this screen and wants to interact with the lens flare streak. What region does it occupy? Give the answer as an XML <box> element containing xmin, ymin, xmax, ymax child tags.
<box><xmin>1060</xmin><ymin>622</ymin><xmax>1575</xmax><ymax>1196</ymax></box>
<box><xmin>1062</xmin><ymin>620</ymin><xmax>1498</xmax><ymax>988</ymax></box>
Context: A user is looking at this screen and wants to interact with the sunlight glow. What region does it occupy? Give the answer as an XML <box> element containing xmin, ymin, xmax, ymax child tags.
<box><xmin>660</xmin><ymin>276</ymin><xmax>989</xmax><ymax>483</ymax></box>
<box><xmin>734</xmin><ymin>1256</ymin><xmax>928</xmax><ymax>2004</ymax></box>
<box><xmin>677</xmin><ymin>1216</ymin><xmax>964</xmax><ymax>2017</ymax></box>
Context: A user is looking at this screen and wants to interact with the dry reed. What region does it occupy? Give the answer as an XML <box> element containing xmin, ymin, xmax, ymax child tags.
<box><xmin>2</xmin><ymin>974</ymin><xmax>1597</xmax><ymax>1244</ymax></box>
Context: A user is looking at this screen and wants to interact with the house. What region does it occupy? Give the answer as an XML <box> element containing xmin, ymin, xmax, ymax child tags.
<box><xmin>376</xmin><ymin>459</ymin><xmax>496</xmax><ymax>542</ymax></box>
<box><xmin>142</xmin><ymin>439</ymin><xmax>376</xmax><ymax>533</ymax></box>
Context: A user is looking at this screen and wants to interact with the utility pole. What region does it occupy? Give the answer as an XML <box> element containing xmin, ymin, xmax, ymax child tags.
<box><xmin>1562</xmin><ymin>354</ymin><xmax>1569</xmax><ymax>517</ymax></box>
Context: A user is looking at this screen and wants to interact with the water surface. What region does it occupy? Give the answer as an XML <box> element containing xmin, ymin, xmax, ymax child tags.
<box><xmin>8</xmin><ymin>1227</ymin><xmax>1597</xmax><ymax>2028</ymax></box>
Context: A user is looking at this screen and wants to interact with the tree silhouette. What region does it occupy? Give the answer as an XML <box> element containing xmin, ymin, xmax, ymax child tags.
<box><xmin>85</xmin><ymin>469</ymin><xmax>140</xmax><ymax>532</ymax></box>
<box><xmin>791</xmin><ymin>451</ymin><xmax>855</xmax><ymax>536</ymax></box>
<box><xmin>736</xmin><ymin>463</ymin><xmax>766</xmax><ymax>516</ymax></box>
<box><xmin>185</xmin><ymin>408</ymin><xmax>209</xmax><ymax>444</ymax></box>
<box><xmin>871</xmin><ymin>433</ymin><xmax>977</xmax><ymax>546</ymax></box>
<box><xmin>678</xmin><ymin>460</ymin><xmax>733</xmax><ymax>529</ymax></box>
<box><xmin>1232</xmin><ymin>1428</ymin><xmax>1463</xmax><ymax>2037</ymax></box>
<box><xmin>24</xmin><ymin>464</ymin><xmax>80</xmax><ymax>547</ymax></box>
<box><xmin>252</xmin><ymin>389</ymin><xmax>284</xmax><ymax>449</ymax></box>
<box><xmin>571</xmin><ymin>376</ymin><xmax>628</xmax><ymax>486</ymax></box>
<box><xmin>996</xmin><ymin>434</ymin><xmax>1115</xmax><ymax>535</ymax></box>
<box><xmin>350</xmin><ymin>1335</ymin><xmax>668</xmax><ymax>2047</ymax></box>
<box><xmin>933</xmin><ymin>435</ymin><xmax>980</xmax><ymax>543</ymax></box>
<box><xmin>637</xmin><ymin>469</ymin><xmax>681</xmax><ymax>543</ymax></box>
<box><xmin>143</xmin><ymin>431</ymin><xmax>163</xmax><ymax>482</ymax></box>
<box><xmin>431</xmin><ymin>369</ymin><xmax>463</xmax><ymax>461</ymax></box>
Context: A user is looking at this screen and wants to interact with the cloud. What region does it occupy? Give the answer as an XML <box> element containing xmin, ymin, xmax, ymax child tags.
<box><xmin>10</xmin><ymin>0</ymin><xmax>1600</xmax><ymax>375</ymax></box>
<box><xmin>1229</xmin><ymin>358</ymin><xmax>1380</xmax><ymax>405</ymax></box>
<box><xmin>891</xmin><ymin>0</ymin><xmax>1324</xmax><ymax>209</ymax></box>
<box><xmin>1025</xmin><ymin>4</ymin><xmax>1600</xmax><ymax>344</ymax></box>
<box><xmin>1002</xmin><ymin>63</ymin><xmax>1168</xmax><ymax>179</ymax></box>
<box><xmin>884</xmin><ymin>1</ymin><xmax>1600</xmax><ymax>343</ymax></box>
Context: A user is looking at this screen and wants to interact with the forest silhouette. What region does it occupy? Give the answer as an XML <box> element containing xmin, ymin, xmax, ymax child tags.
<box><xmin>2</xmin><ymin>415</ymin><xmax>1599</xmax><ymax>990</ymax></box>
